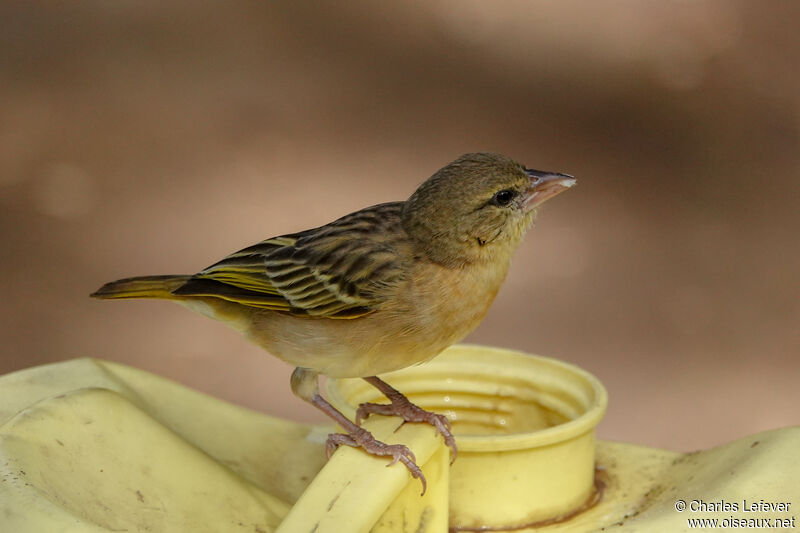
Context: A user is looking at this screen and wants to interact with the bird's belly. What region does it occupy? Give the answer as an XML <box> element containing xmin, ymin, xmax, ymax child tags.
<box><xmin>245</xmin><ymin>311</ymin><xmax>457</xmax><ymax>378</ymax></box>
<box><xmin>246</xmin><ymin>271</ymin><xmax>500</xmax><ymax>378</ymax></box>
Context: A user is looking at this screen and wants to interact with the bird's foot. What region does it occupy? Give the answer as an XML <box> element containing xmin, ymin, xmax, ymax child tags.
<box><xmin>356</xmin><ymin>394</ymin><xmax>457</xmax><ymax>463</ymax></box>
<box><xmin>325</xmin><ymin>426</ymin><xmax>426</xmax><ymax>494</ymax></box>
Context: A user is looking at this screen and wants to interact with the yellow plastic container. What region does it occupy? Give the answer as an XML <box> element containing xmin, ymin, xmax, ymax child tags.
<box><xmin>327</xmin><ymin>345</ymin><xmax>607</xmax><ymax>530</ymax></box>
<box><xmin>0</xmin><ymin>347</ymin><xmax>797</xmax><ymax>532</ymax></box>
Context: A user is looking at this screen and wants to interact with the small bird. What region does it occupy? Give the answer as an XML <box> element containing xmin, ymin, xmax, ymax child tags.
<box><xmin>92</xmin><ymin>153</ymin><xmax>575</xmax><ymax>493</ymax></box>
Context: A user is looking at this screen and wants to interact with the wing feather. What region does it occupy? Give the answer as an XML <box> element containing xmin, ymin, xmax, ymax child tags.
<box><xmin>174</xmin><ymin>203</ymin><xmax>407</xmax><ymax>319</ymax></box>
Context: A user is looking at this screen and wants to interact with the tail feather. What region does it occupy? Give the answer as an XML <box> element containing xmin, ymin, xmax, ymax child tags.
<box><xmin>90</xmin><ymin>275</ymin><xmax>191</xmax><ymax>300</ymax></box>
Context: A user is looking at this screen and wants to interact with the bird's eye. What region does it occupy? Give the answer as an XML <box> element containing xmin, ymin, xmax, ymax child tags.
<box><xmin>492</xmin><ymin>189</ymin><xmax>517</xmax><ymax>207</ymax></box>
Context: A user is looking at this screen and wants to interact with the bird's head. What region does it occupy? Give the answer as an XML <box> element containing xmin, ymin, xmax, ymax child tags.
<box><xmin>402</xmin><ymin>153</ymin><xmax>576</xmax><ymax>267</ymax></box>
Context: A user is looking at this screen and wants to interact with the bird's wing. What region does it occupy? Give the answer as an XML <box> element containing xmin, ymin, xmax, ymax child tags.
<box><xmin>173</xmin><ymin>203</ymin><xmax>407</xmax><ymax>319</ymax></box>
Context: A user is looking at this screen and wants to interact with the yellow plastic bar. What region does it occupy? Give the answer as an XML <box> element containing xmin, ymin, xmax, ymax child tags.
<box><xmin>275</xmin><ymin>416</ymin><xmax>447</xmax><ymax>533</ymax></box>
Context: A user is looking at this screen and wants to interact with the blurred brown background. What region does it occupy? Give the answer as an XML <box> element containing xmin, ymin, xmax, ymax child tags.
<box><xmin>1</xmin><ymin>1</ymin><xmax>797</xmax><ymax>451</ymax></box>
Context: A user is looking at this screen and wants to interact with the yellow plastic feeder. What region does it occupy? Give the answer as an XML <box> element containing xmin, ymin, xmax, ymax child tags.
<box><xmin>327</xmin><ymin>345</ymin><xmax>607</xmax><ymax>530</ymax></box>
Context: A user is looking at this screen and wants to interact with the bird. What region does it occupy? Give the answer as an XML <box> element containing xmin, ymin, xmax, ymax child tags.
<box><xmin>91</xmin><ymin>152</ymin><xmax>576</xmax><ymax>493</ymax></box>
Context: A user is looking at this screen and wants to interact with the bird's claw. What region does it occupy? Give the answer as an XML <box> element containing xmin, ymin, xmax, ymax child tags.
<box><xmin>325</xmin><ymin>427</ymin><xmax>427</xmax><ymax>494</ymax></box>
<box><xmin>356</xmin><ymin>399</ymin><xmax>458</xmax><ymax>463</ymax></box>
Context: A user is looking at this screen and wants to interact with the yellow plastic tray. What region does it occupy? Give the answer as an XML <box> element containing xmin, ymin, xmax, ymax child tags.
<box><xmin>0</xmin><ymin>349</ymin><xmax>797</xmax><ymax>532</ymax></box>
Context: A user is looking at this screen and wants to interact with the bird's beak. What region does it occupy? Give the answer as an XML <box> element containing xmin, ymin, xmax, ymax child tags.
<box><xmin>523</xmin><ymin>169</ymin><xmax>577</xmax><ymax>210</ymax></box>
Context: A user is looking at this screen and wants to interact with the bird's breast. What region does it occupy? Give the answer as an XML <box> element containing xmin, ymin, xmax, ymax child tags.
<box><xmin>410</xmin><ymin>259</ymin><xmax>508</xmax><ymax>337</ymax></box>
<box><xmin>378</xmin><ymin>258</ymin><xmax>508</xmax><ymax>361</ymax></box>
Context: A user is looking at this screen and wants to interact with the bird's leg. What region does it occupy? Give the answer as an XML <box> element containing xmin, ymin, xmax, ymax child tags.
<box><xmin>357</xmin><ymin>376</ymin><xmax>457</xmax><ymax>462</ymax></box>
<box><xmin>290</xmin><ymin>367</ymin><xmax>427</xmax><ymax>494</ymax></box>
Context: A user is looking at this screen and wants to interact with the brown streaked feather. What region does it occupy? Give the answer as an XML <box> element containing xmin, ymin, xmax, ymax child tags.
<box><xmin>174</xmin><ymin>202</ymin><xmax>408</xmax><ymax>319</ymax></box>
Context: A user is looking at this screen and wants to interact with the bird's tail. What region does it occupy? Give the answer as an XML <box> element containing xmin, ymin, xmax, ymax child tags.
<box><xmin>90</xmin><ymin>275</ymin><xmax>191</xmax><ymax>300</ymax></box>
